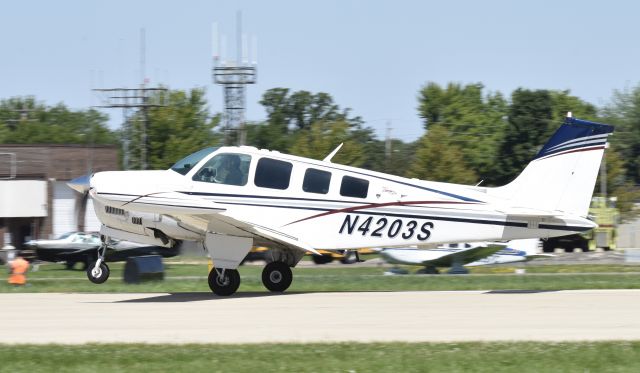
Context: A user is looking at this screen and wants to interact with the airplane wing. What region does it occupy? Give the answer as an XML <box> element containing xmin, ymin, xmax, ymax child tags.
<box><xmin>92</xmin><ymin>190</ymin><xmax>226</xmax><ymax>215</ymax></box>
<box><xmin>381</xmin><ymin>244</ymin><xmax>507</xmax><ymax>267</ymax></box>
<box><xmin>94</xmin><ymin>190</ymin><xmax>321</xmax><ymax>255</ymax></box>
<box><xmin>208</xmin><ymin>212</ymin><xmax>322</xmax><ymax>255</ymax></box>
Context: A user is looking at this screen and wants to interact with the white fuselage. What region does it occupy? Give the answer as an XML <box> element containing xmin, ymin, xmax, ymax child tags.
<box><xmin>89</xmin><ymin>146</ymin><xmax>595</xmax><ymax>252</ymax></box>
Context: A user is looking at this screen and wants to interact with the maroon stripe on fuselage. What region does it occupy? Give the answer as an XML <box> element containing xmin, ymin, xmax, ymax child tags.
<box><xmin>284</xmin><ymin>200</ymin><xmax>477</xmax><ymax>226</ymax></box>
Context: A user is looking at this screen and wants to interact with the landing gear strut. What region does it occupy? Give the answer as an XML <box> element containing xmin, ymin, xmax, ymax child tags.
<box><xmin>208</xmin><ymin>267</ymin><xmax>241</xmax><ymax>296</ymax></box>
<box><xmin>262</xmin><ymin>261</ymin><xmax>292</xmax><ymax>292</ymax></box>
<box><xmin>87</xmin><ymin>236</ymin><xmax>110</xmax><ymax>284</ymax></box>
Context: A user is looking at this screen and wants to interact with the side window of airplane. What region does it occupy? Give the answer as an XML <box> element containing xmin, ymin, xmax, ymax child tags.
<box><xmin>303</xmin><ymin>168</ymin><xmax>331</xmax><ymax>194</ymax></box>
<box><xmin>340</xmin><ymin>175</ymin><xmax>369</xmax><ymax>198</ymax></box>
<box><xmin>192</xmin><ymin>153</ymin><xmax>251</xmax><ymax>186</ymax></box>
<box><xmin>255</xmin><ymin>158</ymin><xmax>293</xmax><ymax>190</ymax></box>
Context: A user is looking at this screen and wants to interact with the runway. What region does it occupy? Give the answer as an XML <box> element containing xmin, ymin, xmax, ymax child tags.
<box><xmin>1</xmin><ymin>290</ymin><xmax>639</xmax><ymax>344</ymax></box>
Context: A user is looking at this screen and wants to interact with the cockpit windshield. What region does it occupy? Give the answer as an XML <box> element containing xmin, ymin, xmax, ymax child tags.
<box><xmin>170</xmin><ymin>147</ymin><xmax>218</xmax><ymax>175</ymax></box>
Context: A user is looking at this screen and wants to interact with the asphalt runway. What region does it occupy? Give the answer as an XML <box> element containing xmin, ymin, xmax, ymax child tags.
<box><xmin>1</xmin><ymin>290</ymin><xmax>639</xmax><ymax>344</ymax></box>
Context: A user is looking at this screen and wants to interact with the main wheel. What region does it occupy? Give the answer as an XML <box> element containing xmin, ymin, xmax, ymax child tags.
<box><xmin>340</xmin><ymin>251</ymin><xmax>358</xmax><ymax>264</ymax></box>
<box><xmin>208</xmin><ymin>268</ymin><xmax>240</xmax><ymax>296</ymax></box>
<box><xmin>262</xmin><ymin>261</ymin><xmax>292</xmax><ymax>292</ymax></box>
<box><xmin>87</xmin><ymin>262</ymin><xmax>110</xmax><ymax>284</ymax></box>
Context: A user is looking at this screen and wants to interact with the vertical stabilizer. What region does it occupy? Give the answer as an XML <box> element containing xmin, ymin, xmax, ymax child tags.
<box><xmin>492</xmin><ymin>117</ymin><xmax>614</xmax><ymax>217</ymax></box>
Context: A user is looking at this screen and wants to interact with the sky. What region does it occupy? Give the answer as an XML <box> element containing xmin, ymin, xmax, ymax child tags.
<box><xmin>1</xmin><ymin>0</ymin><xmax>639</xmax><ymax>142</ymax></box>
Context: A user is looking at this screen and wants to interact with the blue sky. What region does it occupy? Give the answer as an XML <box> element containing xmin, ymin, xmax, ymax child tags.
<box><xmin>1</xmin><ymin>0</ymin><xmax>639</xmax><ymax>141</ymax></box>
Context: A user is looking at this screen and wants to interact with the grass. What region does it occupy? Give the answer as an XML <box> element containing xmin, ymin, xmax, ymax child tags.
<box><xmin>3</xmin><ymin>260</ymin><xmax>640</xmax><ymax>293</ymax></box>
<box><xmin>1</xmin><ymin>342</ymin><xmax>640</xmax><ymax>372</ymax></box>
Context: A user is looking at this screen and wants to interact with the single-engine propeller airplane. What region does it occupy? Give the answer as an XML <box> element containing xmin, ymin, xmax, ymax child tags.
<box><xmin>68</xmin><ymin>115</ymin><xmax>613</xmax><ymax>295</ymax></box>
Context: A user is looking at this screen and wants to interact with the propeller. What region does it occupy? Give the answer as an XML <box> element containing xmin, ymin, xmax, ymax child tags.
<box><xmin>68</xmin><ymin>174</ymin><xmax>92</xmax><ymax>232</ymax></box>
<box><xmin>67</xmin><ymin>174</ymin><xmax>91</xmax><ymax>194</ymax></box>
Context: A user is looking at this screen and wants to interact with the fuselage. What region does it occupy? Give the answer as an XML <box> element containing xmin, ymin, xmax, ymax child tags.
<box><xmin>89</xmin><ymin>146</ymin><xmax>595</xmax><ymax>251</ymax></box>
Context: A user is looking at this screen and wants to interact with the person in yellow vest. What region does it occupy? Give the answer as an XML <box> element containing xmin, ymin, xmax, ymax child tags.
<box><xmin>8</xmin><ymin>255</ymin><xmax>29</xmax><ymax>286</ymax></box>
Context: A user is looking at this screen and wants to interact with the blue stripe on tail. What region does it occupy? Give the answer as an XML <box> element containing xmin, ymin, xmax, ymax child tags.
<box><xmin>534</xmin><ymin>117</ymin><xmax>614</xmax><ymax>160</ymax></box>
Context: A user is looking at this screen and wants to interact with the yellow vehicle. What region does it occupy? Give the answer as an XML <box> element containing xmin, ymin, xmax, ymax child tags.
<box><xmin>309</xmin><ymin>248</ymin><xmax>377</xmax><ymax>265</ymax></box>
<box><xmin>542</xmin><ymin>197</ymin><xmax>618</xmax><ymax>252</ymax></box>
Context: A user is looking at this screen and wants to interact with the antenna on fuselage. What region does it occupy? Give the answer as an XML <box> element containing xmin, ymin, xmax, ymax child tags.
<box><xmin>323</xmin><ymin>143</ymin><xmax>344</xmax><ymax>162</ymax></box>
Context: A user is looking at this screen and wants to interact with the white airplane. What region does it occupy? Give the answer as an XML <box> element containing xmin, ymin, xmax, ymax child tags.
<box><xmin>68</xmin><ymin>115</ymin><xmax>613</xmax><ymax>295</ymax></box>
<box><xmin>380</xmin><ymin>239</ymin><xmax>551</xmax><ymax>274</ymax></box>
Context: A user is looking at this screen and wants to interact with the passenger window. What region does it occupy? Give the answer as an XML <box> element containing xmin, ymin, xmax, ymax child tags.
<box><xmin>192</xmin><ymin>153</ymin><xmax>251</xmax><ymax>186</ymax></box>
<box><xmin>303</xmin><ymin>168</ymin><xmax>331</xmax><ymax>194</ymax></box>
<box><xmin>340</xmin><ymin>176</ymin><xmax>369</xmax><ymax>198</ymax></box>
<box><xmin>255</xmin><ymin>158</ymin><xmax>293</xmax><ymax>190</ymax></box>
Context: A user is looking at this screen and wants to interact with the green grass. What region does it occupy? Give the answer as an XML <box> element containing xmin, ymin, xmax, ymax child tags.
<box><xmin>3</xmin><ymin>261</ymin><xmax>640</xmax><ymax>293</ymax></box>
<box><xmin>1</xmin><ymin>342</ymin><xmax>640</xmax><ymax>372</ymax></box>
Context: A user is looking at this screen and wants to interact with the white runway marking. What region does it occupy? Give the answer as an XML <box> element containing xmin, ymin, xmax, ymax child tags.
<box><xmin>1</xmin><ymin>290</ymin><xmax>639</xmax><ymax>344</ymax></box>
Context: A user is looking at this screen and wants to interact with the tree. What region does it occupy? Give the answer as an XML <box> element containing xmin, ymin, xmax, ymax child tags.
<box><xmin>289</xmin><ymin>120</ymin><xmax>366</xmax><ymax>167</ymax></box>
<box><xmin>407</xmin><ymin>124</ymin><xmax>478</xmax><ymax>184</ymax></box>
<box><xmin>602</xmin><ymin>84</ymin><xmax>640</xmax><ymax>184</ymax></box>
<box><xmin>417</xmin><ymin>82</ymin><xmax>507</xmax><ymax>185</ymax></box>
<box><xmin>253</xmin><ymin>88</ymin><xmax>364</xmax><ymax>152</ymax></box>
<box><xmin>126</xmin><ymin>88</ymin><xmax>220</xmax><ymax>170</ymax></box>
<box><xmin>0</xmin><ymin>97</ymin><xmax>116</xmax><ymax>145</ymax></box>
<box><xmin>494</xmin><ymin>88</ymin><xmax>554</xmax><ymax>185</ymax></box>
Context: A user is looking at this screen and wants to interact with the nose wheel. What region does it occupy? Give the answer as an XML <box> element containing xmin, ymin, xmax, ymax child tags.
<box><xmin>87</xmin><ymin>262</ymin><xmax>110</xmax><ymax>284</ymax></box>
<box><xmin>87</xmin><ymin>236</ymin><xmax>110</xmax><ymax>284</ymax></box>
<box><xmin>262</xmin><ymin>261</ymin><xmax>292</xmax><ymax>292</ymax></box>
<box><xmin>208</xmin><ymin>267</ymin><xmax>241</xmax><ymax>296</ymax></box>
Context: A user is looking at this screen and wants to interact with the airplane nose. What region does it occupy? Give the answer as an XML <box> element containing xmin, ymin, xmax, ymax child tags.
<box><xmin>67</xmin><ymin>174</ymin><xmax>91</xmax><ymax>194</ymax></box>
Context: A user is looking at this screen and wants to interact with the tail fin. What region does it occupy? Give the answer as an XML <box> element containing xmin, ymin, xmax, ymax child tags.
<box><xmin>492</xmin><ymin>116</ymin><xmax>614</xmax><ymax>217</ymax></box>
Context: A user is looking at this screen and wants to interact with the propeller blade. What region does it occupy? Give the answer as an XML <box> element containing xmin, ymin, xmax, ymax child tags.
<box><xmin>67</xmin><ymin>174</ymin><xmax>91</xmax><ymax>194</ymax></box>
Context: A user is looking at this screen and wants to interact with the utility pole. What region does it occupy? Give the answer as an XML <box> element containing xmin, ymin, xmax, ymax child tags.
<box><xmin>212</xmin><ymin>11</ymin><xmax>257</xmax><ymax>146</ymax></box>
<box><xmin>385</xmin><ymin>120</ymin><xmax>392</xmax><ymax>171</ymax></box>
<box><xmin>93</xmin><ymin>87</ymin><xmax>167</xmax><ymax>170</ymax></box>
<box><xmin>93</xmin><ymin>28</ymin><xmax>167</xmax><ymax>170</ymax></box>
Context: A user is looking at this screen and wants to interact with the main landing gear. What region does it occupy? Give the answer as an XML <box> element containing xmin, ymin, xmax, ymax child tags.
<box><xmin>208</xmin><ymin>268</ymin><xmax>241</xmax><ymax>296</ymax></box>
<box><xmin>87</xmin><ymin>235</ymin><xmax>110</xmax><ymax>284</ymax></box>
<box><xmin>208</xmin><ymin>261</ymin><xmax>294</xmax><ymax>296</ymax></box>
<box><xmin>261</xmin><ymin>261</ymin><xmax>293</xmax><ymax>292</ymax></box>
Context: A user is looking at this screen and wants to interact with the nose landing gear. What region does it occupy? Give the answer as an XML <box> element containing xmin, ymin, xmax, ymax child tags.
<box><xmin>87</xmin><ymin>235</ymin><xmax>110</xmax><ymax>284</ymax></box>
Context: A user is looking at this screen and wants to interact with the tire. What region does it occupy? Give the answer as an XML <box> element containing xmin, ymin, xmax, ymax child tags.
<box><xmin>86</xmin><ymin>262</ymin><xmax>110</xmax><ymax>284</ymax></box>
<box><xmin>311</xmin><ymin>254</ymin><xmax>331</xmax><ymax>265</ymax></box>
<box><xmin>65</xmin><ymin>261</ymin><xmax>77</xmax><ymax>270</ymax></box>
<box><xmin>340</xmin><ymin>251</ymin><xmax>357</xmax><ymax>265</ymax></box>
<box><xmin>416</xmin><ymin>266</ymin><xmax>440</xmax><ymax>275</ymax></box>
<box><xmin>580</xmin><ymin>241</ymin><xmax>590</xmax><ymax>252</ymax></box>
<box><xmin>208</xmin><ymin>268</ymin><xmax>241</xmax><ymax>296</ymax></box>
<box><xmin>542</xmin><ymin>241</ymin><xmax>554</xmax><ymax>253</ymax></box>
<box><xmin>262</xmin><ymin>261</ymin><xmax>293</xmax><ymax>292</ymax></box>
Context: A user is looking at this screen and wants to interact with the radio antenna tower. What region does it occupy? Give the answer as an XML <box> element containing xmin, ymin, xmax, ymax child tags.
<box><xmin>212</xmin><ymin>11</ymin><xmax>257</xmax><ymax>146</ymax></box>
<box><xmin>93</xmin><ymin>28</ymin><xmax>167</xmax><ymax>170</ymax></box>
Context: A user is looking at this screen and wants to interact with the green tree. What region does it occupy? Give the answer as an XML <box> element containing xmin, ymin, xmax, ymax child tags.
<box><xmin>602</xmin><ymin>84</ymin><xmax>640</xmax><ymax>184</ymax></box>
<box><xmin>494</xmin><ymin>88</ymin><xmax>554</xmax><ymax>185</ymax></box>
<box><xmin>253</xmin><ymin>88</ymin><xmax>364</xmax><ymax>152</ymax></box>
<box><xmin>288</xmin><ymin>120</ymin><xmax>366</xmax><ymax>167</ymax></box>
<box><xmin>0</xmin><ymin>97</ymin><xmax>116</xmax><ymax>145</ymax></box>
<box><xmin>417</xmin><ymin>82</ymin><xmax>507</xmax><ymax>185</ymax></box>
<box><xmin>407</xmin><ymin>124</ymin><xmax>477</xmax><ymax>184</ymax></box>
<box><xmin>126</xmin><ymin>88</ymin><xmax>220</xmax><ymax>170</ymax></box>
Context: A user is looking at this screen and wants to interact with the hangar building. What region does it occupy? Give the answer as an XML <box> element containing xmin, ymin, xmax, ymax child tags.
<box><xmin>0</xmin><ymin>145</ymin><xmax>118</xmax><ymax>249</ymax></box>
